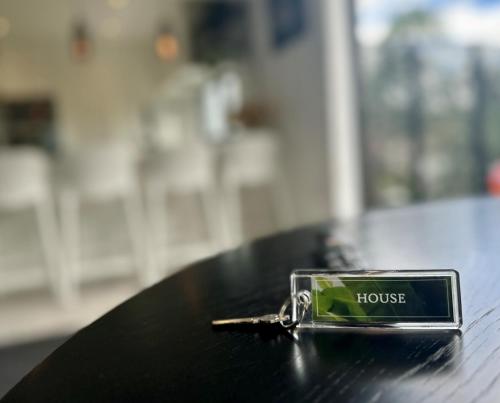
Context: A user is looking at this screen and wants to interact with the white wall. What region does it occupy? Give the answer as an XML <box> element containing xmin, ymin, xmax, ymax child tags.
<box><xmin>0</xmin><ymin>0</ymin><xmax>189</xmax><ymax>152</ymax></box>
<box><xmin>0</xmin><ymin>39</ymin><xmax>170</xmax><ymax>150</ymax></box>
<box><xmin>248</xmin><ymin>0</ymin><xmax>331</xmax><ymax>225</ymax></box>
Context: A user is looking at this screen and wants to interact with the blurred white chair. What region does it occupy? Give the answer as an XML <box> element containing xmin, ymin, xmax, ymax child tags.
<box><xmin>60</xmin><ymin>141</ymin><xmax>149</xmax><ymax>296</ymax></box>
<box><xmin>144</xmin><ymin>143</ymin><xmax>220</xmax><ymax>277</ymax></box>
<box><xmin>0</xmin><ymin>147</ymin><xmax>64</xmax><ymax>301</ymax></box>
<box><xmin>221</xmin><ymin>131</ymin><xmax>291</xmax><ymax>246</ymax></box>
<box><xmin>200</xmin><ymin>70</ymin><xmax>243</xmax><ymax>145</ymax></box>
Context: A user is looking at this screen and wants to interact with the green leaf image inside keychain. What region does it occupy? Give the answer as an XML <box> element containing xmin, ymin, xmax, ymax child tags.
<box><xmin>311</xmin><ymin>276</ymin><xmax>431</xmax><ymax>323</ymax></box>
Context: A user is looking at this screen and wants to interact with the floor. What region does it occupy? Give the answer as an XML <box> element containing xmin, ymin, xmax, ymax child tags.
<box><xmin>0</xmin><ymin>278</ymin><xmax>139</xmax><ymax>347</ymax></box>
<box><xmin>0</xmin><ymin>187</ymin><xmax>283</xmax><ymax>395</ymax></box>
<box><xmin>0</xmin><ymin>336</ymin><xmax>68</xmax><ymax>398</ymax></box>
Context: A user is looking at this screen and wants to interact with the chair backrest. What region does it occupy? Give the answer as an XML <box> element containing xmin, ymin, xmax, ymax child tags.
<box><xmin>0</xmin><ymin>147</ymin><xmax>51</xmax><ymax>209</ymax></box>
<box><xmin>68</xmin><ymin>141</ymin><xmax>138</xmax><ymax>200</ymax></box>
<box><xmin>222</xmin><ymin>131</ymin><xmax>279</xmax><ymax>186</ymax></box>
<box><xmin>147</xmin><ymin>144</ymin><xmax>215</xmax><ymax>192</ymax></box>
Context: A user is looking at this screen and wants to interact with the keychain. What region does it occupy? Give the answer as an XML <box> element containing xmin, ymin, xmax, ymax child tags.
<box><xmin>213</xmin><ymin>239</ymin><xmax>462</xmax><ymax>331</ymax></box>
<box><xmin>213</xmin><ymin>269</ymin><xmax>462</xmax><ymax>330</ymax></box>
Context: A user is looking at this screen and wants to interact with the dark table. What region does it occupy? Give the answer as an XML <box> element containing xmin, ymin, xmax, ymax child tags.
<box><xmin>4</xmin><ymin>198</ymin><xmax>500</xmax><ymax>402</ymax></box>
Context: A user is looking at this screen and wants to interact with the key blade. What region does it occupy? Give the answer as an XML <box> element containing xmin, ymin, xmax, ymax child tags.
<box><xmin>212</xmin><ymin>317</ymin><xmax>259</xmax><ymax>326</ymax></box>
<box><xmin>212</xmin><ymin>313</ymin><xmax>290</xmax><ymax>326</ymax></box>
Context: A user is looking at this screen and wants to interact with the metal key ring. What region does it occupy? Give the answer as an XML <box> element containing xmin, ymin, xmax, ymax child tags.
<box><xmin>279</xmin><ymin>290</ymin><xmax>311</xmax><ymax>329</ymax></box>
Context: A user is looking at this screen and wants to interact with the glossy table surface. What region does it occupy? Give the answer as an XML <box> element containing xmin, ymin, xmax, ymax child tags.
<box><xmin>4</xmin><ymin>198</ymin><xmax>500</xmax><ymax>403</ymax></box>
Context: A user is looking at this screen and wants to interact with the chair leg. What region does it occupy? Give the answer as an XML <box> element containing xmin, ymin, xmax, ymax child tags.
<box><xmin>60</xmin><ymin>190</ymin><xmax>81</xmax><ymax>302</ymax></box>
<box><xmin>150</xmin><ymin>186</ymin><xmax>169</xmax><ymax>277</ymax></box>
<box><xmin>143</xmin><ymin>186</ymin><xmax>161</xmax><ymax>285</ymax></box>
<box><xmin>221</xmin><ymin>183</ymin><xmax>244</xmax><ymax>248</ymax></box>
<box><xmin>271</xmin><ymin>179</ymin><xmax>292</xmax><ymax>230</ymax></box>
<box><xmin>34</xmin><ymin>200</ymin><xmax>58</xmax><ymax>300</ymax></box>
<box><xmin>272</xmin><ymin>162</ymin><xmax>294</xmax><ymax>230</ymax></box>
<box><xmin>36</xmin><ymin>197</ymin><xmax>73</xmax><ymax>306</ymax></box>
<box><xmin>123</xmin><ymin>191</ymin><xmax>152</xmax><ymax>286</ymax></box>
<box><xmin>158</xmin><ymin>192</ymin><xmax>169</xmax><ymax>267</ymax></box>
<box><xmin>201</xmin><ymin>187</ymin><xmax>222</xmax><ymax>252</ymax></box>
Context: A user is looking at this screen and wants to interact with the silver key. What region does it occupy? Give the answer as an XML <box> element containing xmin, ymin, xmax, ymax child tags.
<box><xmin>212</xmin><ymin>292</ymin><xmax>311</xmax><ymax>330</ymax></box>
<box><xmin>212</xmin><ymin>313</ymin><xmax>289</xmax><ymax>326</ymax></box>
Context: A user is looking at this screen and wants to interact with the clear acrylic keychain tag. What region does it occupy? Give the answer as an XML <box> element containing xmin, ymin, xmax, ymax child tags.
<box><xmin>291</xmin><ymin>269</ymin><xmax>462</xmax><ymax>330</ymax></box>
<box><xmin>213</xmin><ymin>269</ymin><xmax>462</xmax><ymax>331</ymax></box>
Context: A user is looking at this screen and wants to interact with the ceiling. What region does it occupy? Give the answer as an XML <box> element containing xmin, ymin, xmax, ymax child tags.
<box><xmin>0</xmin><ymin>0</ymin><xmax>186</xmax><ymax>42</ymax></box>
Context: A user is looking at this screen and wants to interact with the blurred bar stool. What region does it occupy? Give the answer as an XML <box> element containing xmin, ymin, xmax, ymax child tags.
<box><xmin>60</xmin><ymin>141</ymin><xmax>148</xmax><ymax>297</ymax></box>
<box><xmin>0</xmin><ymin>147</ymin><xmax>64</xmax><ymax>302</ymax></box>
<box><xmin>144</xmin><ymin>144</ymin><xmax>221</xmax><ymax>277</ymax></box>
<box><xmin>220</xmin><ymin>131</ymin><xmax>292</xmax><ymax>246</ymax></box>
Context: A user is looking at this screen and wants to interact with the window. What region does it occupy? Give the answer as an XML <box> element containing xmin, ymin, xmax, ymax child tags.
<box><xmin>356</xmin><ymin>0</ymin><xmax>500</xmax><ymax>207</ymax></box>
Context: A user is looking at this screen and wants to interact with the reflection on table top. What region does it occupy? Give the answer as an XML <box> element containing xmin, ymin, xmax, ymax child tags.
<box><xmin>3</xmin><ymin>197</ymin><xmax>500</xmax><ymax>403</ymax></box>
